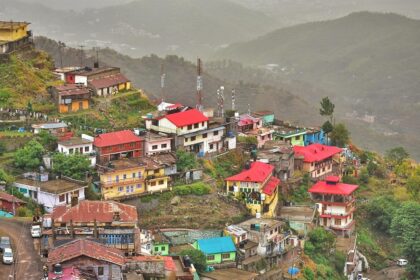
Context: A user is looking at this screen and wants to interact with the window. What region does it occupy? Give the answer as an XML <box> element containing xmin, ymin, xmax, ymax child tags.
<box><xmin>107</xmin><ymin>176</ymin><xmax>112</xmax><ymax>183</ymax></box>
<box><xmin>84</xmin><ymin>146</ymin><xmax>89</xmax><ymax>152</ymax></box>
<box><xmin>154</xmin><ymin>246</ymin><xmax>159</xmax><ymax>251</ymax></box>
<box><xmin>335</xmin><ymin>219</ymin><xmax>341</xmax><ymax>226</ymax></box>
<box><xmin>158</xmin><ymin>180</ymin><xmax>164</xmax><ymax>185</ymax></box>
<box><xmin>202</xmin><ymin>133</ymin><xmax>207</xmax><ymax>138</ymax></box>
<box><xmin>295</xmin><ymin>136</ymin><xmax>300</xmax><ymax>140</ymax></box>
<box><xmin>214</xmin><ymin>131</ymin><xmax>219</xmax><ymax>136</ymax></box>
<box><xmin>209</xmin><ymin>144</ymin><xmax>214</xmax><ymax>150</ymax></box>
<box><xmin>185</xmin><ymin>138</ymin><xmax>188</xmax><ymax>142</ymax></box>
<box><xmin>161</xmin><ymin>246</ymin><xmax>166</xmax><ymax>251</ymax></box>
<box><xmin>161</xmin><ymin>143</ymin><xmax>167</xmax><ymax>148</ymax></box>
<box><xmin>73</xmin><ymin>190</ymin><xmax>79</xmax><ymax>197</ymax></box>
<box><xmin>130</xmin><ymin>185</ymin><xmax>134</xmax><ymax>192</ymax></box>
<box><xmin>119</xmin><ymin>144</ymin><xmax>124</xmax><ymax>149</ymax></box>
<box><xmin>261</xmin><ymin>135</ymin><xmax>265</xmax><ymax>140</ymax></box>
<box><xmin>69</xmin><ymin>148</ymin><xmax>74</xmax><ymax>154</ymax></box>
<box><xmin>136</xmin><ymin>184</ymin><xmax>142</xmax><ymax>189</ymax></box>
<box><xmin>187</xmin><ymin>125</ymin><xmax>192</xmax><ymax>130</ymax></box>
<box><xmin>132</xmin><ymin>173</ymin><xmax>136</xmax><ymax>178</ymax></box>
<box><xmin>138</xmin><ymin>172</ymin><xmax>142</xmax><ymax>178</ymax></box>
<box><xmin>194</xmin><ymin>123</ymin><xmax>199</xmax><ymax>128</ymax></box>
<box><xmin>152</xmin><ymin>145</ymin><xmax>158</xmax><ymax>150</ymax></box>
<box><xmin>317</xmin><ymin>169</ymin><xmax>320</xmax><ymax>174</ymax></box>
<box><xmin>59</xmin><ymin>194</ymin><xmax>65</xmax><ymax>202</ymax></box>
<box><xmin>154</xmin><ymin>169</ymin><xmax>160</xmax><ymax>174</ymax></box>
<box><xmin>322</xmin><ymin>167</ymin><xmax>325</xmax><ymax>172</ymax></box>
<box><xmin>118</xmin><ymin>187</ymin><xmax>123</xmax><ymax>192</ymax></box>
<box><xmin>202</xmin><ymin>122</ymin><xmax>205</xmax><ymax>126</ymax></box>
<box><xmin>123</xmin><ymin>174</ymin><xmax>127</xmax><ymax>180</ymax></box>
<box><xmin>116</xmin><ymin>175</ymin><xmax>119</xmax><ymax>182</ymax></box>
<box><xmin>97</xmin><ymin>267</ymin><xmax>104</xmax><ymax>276</ymax></box>
<box><xmin>206</xmin><ymin>255</ymin><xmax>215</xmax><ymax>261</ymax></box>
<box><xmin>150</xmin><ymin>181</ymin><xmax>156</xmax><ymax>186</ymax></box>
<box><xmin>221</xmin><ymin>253</ymin><xmax>230</xmax><ymax>260</ymax></box>
<box><xmin>191</xmin><ymin>136</ymin><xmax>196</xmax><ymax>141</ymax></box>
<box><xmin>126</xmin><ymin>186</ymin><xmax>130</xmax><ymax>193</ymax></box>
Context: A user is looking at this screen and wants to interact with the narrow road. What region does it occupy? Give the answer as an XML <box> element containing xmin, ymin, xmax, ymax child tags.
<box><xmin>0</xmin><ymin>218</ymin><xmax>42</xmax><ymax>280</ymax></box>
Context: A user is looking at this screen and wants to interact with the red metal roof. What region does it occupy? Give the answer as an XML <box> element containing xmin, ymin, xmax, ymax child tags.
<box><xmin>51</xmin><ymin>200</ymin><xmax>138</xmax><ymax>224</ymax></box>
<box><xmin>226</xmin><ymin>161</ymin><xmax>274</xmax><ymax>182</ymax></box>
<box><xmin>166</xmin><ymin>103</ymin><xmax>183</xmax><ymax>110</ymax></box>
<box><xmin>94</xmin><ymin>130</ymin><xmax>142</xmax><ymax>147</ymax></box>
<box><xmin>88</xmin><ymin>73</ymin><xmax>129</xmax><ymax>89</ymax></box>
<box><xmin>47</xmin><ymin>239</ymin><xmax>125</xmax><ymax>266</ymax></box>
<box><xmin>293</xmin><ymin>144</ymin><xmax>342</xmax><ymax>163</ymax></box>
<box><xmin>262</xmin><ymin>176</ymin><xmax>280</xmax><ymax>195</ymax></box>
<box><xmin>309</xmin><ymin>180</ymin><xmax>358</xmax><ymax>195</ymax></box>
<box><xmin>164</xmin><ymin>109</ymin><xmax>208</xmax><ymax>127</ymax></box>
<box><xmin>0</xmin><ymin>191</ymin><xmax>25</xmax><ymax>204</ymax></box>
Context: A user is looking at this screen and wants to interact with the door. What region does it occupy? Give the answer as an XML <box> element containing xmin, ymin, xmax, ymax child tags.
<box><xmin>78</xmin><ymin>101</ymin><xmax>83</xmax><ymax>110</ymax></box>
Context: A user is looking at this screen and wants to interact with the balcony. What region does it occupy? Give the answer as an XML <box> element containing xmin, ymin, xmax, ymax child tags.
<box><xmin>101</xmin><ymin>177</ymin><xmax>144</xmax><ymax>188</ymax></box>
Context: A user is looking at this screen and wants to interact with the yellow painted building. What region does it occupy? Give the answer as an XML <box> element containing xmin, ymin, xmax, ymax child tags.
<box><xmin>0</xmin><ymin>21</ymin><xmax>29</xmax><ymax>42</ymax></box>
<box><xmin>99</xmin><ymin>157</ymin><xmax>170</xmax><ymax>200</ymax></box>
<box><xmin>59</xmin><ymin>99</ymin><xmax>89</xmax><ymax>113</ymax></box>
<box><xmin>225</xmin><ymin>161</ymin><xmax>280</xmax><ymax>218</ymax></box>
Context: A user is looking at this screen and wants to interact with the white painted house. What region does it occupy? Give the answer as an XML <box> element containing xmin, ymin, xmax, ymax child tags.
<box><xmin>57</xmin><ymin>134</ymin><xmax>96</xmax><ymax>166</ymax></box>
<box><xmin>144</xmin><ymin>132</ymin><xmax>172</xmax><ymax>155</ymax></box>
<box><xmin>15</xmin><ymin>177</ymin><xmax>87</xmax><ymax>213</ymax></box>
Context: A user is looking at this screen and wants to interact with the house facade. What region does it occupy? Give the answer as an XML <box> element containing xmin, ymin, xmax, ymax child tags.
<box><xmin>304</xmin><ymin>128</ymin><xmax>326</xmax><ymax>146</ymax></box>
<box><xmin>144</xmin><ymin>132</ymin><xmax>172</xmax><ymax>155</ymax></box>
<box><xmin>49</xmin><ymin>200</ymin><xmax>141</xmax><ymax>254</ymax></box>
<box><xmin>294</xmin><ymin>144</ymin><xmax>342</xmax><ymax>180</ymax></box>
<box><xmin>0</xmin><ymin>191</ymin><xmax>25</xmax><ymax>214</ymax></box>
<box><xmin>0</xmin><ymin>21</ymin><xmax>32</xmax><ymax>54</ymax></box>
<box><xmin>226</xmin><ymin>162</ymin><xmax>280</xmax><ymax>218</ymax></box>
<box><xmin>47</xmin><ymin>239</ymin><xmax>125</xmax><ymax>280</ymax></box>
<box><xmin>193</xmin><ymin>237</ymin><xmax>236</xmax><ymax>265</ymax></box>
<box><xmin>252</xmin><ymin>111</ymin><xmax>275</xmax><ymax>126</ymax></box>
<box><xmin>14</xmin><ymin>176</ymin><xmax>86</xmax><ymax>213</ymax></box>
<box><xmin>57</xmin><ymin>135</ymin><xmax>96</xmax><ymax>166</ymax></box>
<box><xmin>258</xmin><ymin>140</ymin><xmax>294</xmax><ymax>182</ymax></box>
<box><xmin>94</xmin><ymin>130</ymin><xmax>144</xmax><ymax>164</ymax></box>
<box><xmin>49</xmin><ymin>84</ymin><xmax>91</xmax><ymax>113</ymax></box>
<box><xmin>273</xmin><ymin>127</ymin><xmax>306</xmax><ymax>147</ymax></box>
<box><xmin>309</xmin><ymin>176</ymin><xmax>358</xmax><ymax>236</ymax></box>
<box><xmin>279</xmin><ymin>206</ymin><xmax>316</xmax><ymax>237</ymax></box>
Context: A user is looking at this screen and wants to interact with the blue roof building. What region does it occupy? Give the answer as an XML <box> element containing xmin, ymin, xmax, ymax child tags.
<box><xmin>193</xmin><ymin>236</ymin><xmax>237</xmax><ymax>265</ymax></box>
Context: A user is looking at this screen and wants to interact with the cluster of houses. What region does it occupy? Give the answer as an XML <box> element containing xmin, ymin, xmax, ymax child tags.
<box><xmin>1</xmin><ymin>20</ymin><xmax>364</xmax><ymax>280</ymax></box>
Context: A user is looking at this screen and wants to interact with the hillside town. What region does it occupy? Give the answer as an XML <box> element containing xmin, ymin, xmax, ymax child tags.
<box><xmin>0</xmin><ymin>20</ymin><xmax>418</xmax><ymax>280</ymax></box>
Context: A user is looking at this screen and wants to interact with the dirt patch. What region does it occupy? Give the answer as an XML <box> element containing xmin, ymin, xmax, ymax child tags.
<box><xmin>126</xmin><ymin>193</ymin><xmax>249</xmax><ymax>230</ymax></box>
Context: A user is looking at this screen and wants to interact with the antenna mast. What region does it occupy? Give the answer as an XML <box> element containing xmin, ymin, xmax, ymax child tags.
<box><xmin>196</xmin><ymin>58</ymin><xmax>203</xmax><ymax>111</ymax></box>
<box><xmin>231</xmin><ymin>88</ymin><xmax>236</xmax><ymax>111</ymax></box>
<box><xmin>160</xmin><ymin>63</ymin><xmax>165</xmax><ymax>102</ymax></box>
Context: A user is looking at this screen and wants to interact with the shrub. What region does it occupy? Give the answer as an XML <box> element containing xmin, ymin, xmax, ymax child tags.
<box><xmin>16</xmin><ymin>206</ymin><xmax>32</xmax><ymax>217</ymax></box>
<box><xmin>173</xmin><ymin>182</ymin><xmax>211</xmax><ymax>196</ymax></box>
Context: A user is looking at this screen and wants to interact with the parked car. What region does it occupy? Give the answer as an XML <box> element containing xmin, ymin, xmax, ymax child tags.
<box><xmin>397</xmin><ymin>259</ymin><xmax>408</xmax><ymax>266</ymax></box>
<box><xmin>31</xmin><ymin>225</ymin><xmax>42</xmax><ymax>238</ymax></box>
<box><xmin>0</xmin><ymin>236</ymin><xmax>11</xmax><ymax>253</ymax></box>
<box><xmin>2</xmin><ymin>248</ymin><xmax>13</xmax><ymax>264</ymax></box>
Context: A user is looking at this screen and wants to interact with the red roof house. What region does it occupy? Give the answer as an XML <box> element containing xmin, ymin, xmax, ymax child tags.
<box><xmin>94</xmin><ymin>130</ymin><xmax>144</xmax><ymax>163</ymax></box>
<box><xmin>226</xmin><ymin>162</ymin><xmax>280</xmax><ymax>217</ymax></box>
<box><xmin>0</xmin><ymin>191</ymin><xmax>26</xmax><ymax>214</ymax></box>
<box><xmin>164</xmin><ymin>109</ymin><xmax>209</xmax><ymax>128</ymax></box>
<box><xmin>293</xmin><ymin>144</ymin><xmax>342</xmax><ymax>179</ymax></box>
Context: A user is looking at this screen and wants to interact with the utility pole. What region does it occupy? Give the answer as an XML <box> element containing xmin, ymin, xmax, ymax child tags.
<box><xmin>196</xmin><ymin>58</ymin><xmax>203</xmax><ymax>111</ymax></box>
<box><xmin>79</xmin><ymin>45</ymin><xmax>85</xmax><ymax>67</ymax></box>
<box><xmin>58</xmin><ymin>41</ymin><xmax>65</xmax><ymax>68</ymax></box>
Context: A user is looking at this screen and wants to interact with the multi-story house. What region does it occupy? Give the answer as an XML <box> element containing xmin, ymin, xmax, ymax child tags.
<box><xmin>236</xmin><ymin>218</ymin><xmax>291</xmax><ymax>258</ymax></box>
<box><xmin>252</xmin><ymin>111</ymin><xmax>275</xmax><ymax>126</ymax></box>
<box><xmin>238</xmin><ymin>114</ymin><xmax>262</xmax><ymax>132</ymax></box>
<box><xmin>257</xmin><ymin>140</ymin><xmax>294</xmax><ymax>181</ymax></box>
<box><xmin>15</xmin><ymin>174</ymin><xmax>87</xmax><ymax>213</ymax></box>
<box><xmin>225</xmin><ymin>161</ymin><xmax>280</xmax><ymax>218</ymax></box>
<box><xmin>309</xmin><ymin>176</ymin><xmax>358</xmax><ymax>236</ymax></box>
<box><xmin>48</xmin><ymin>200</ymin><xmax>140</xmax><ymax>255</ymax></box>
<box><xmin>0</xmin><ymin>21</ymin><xmax>32</xmax><ymax>54</ymax></box>
<box><xmin>57</xmin><ymin>135</ymin><xmax>96</xmax><ymax>166</ymax></box>
<box><xmin>146</xmin><ymin>108</ymin><xmax>227</xmax><ymax>155</ymax></box>
<box><xmin>49</xmin><ymin>84</ymin><xmax>91</xmax><ymax>113</ymax></box>
<box><xmin>144</xmin><ymin>132</ymin><xmax>172</xmax><ymax>155</ymax></box>
<box><xmin>98</xmin><ymin>157</ymin><xmax>170</xmax><ymax>200</ymax></box>
<box><xmin>304</xmin><ymin>127</ymin><xmax>326</xmax><ymax>146</ymax></box>
<box><xmin>294</xmin><ymin>143</ymin><xmax>342</xmax><ymax>180</ymax></box>
<box><xmin>94</xmin><ymin>130</ymin><xmax>144</xmax><ymax>164</ymax></box>
<box><xmin>273</xmin><ymin>125</ymin><xmax>306</xmax><ymax>147</ymax></box>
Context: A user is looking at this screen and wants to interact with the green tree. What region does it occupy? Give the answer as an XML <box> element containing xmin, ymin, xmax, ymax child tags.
<box><xmin>385</xmin><ymin>147</ymin><xmax>409</xmax><ymax>165</ymax></box>
<box><xmin>321</xmin><ymin>120</ymin><xmax>333</xmax><ymax>145</ymax></box>
<box><xmin>0</xmin><ymin>168</ymin><xmax>14</xmax><ymax>184</ymax></box>
<box><xmin>330</xmin><ymin>123</ymin><xmax>350</xmax><ymax>147</ymax></box>
<box><xmin>52</xmin><ymin>153</ymin><xmax>91</xmax><ymax>181</ymax></box>
<box><xmin>364</xmin><ymin>196</ymin><xmax>400</xmax><ymax>234</ymax></box>
<box><xmin>390</xmin><ymin>201</ymin><xmax>420</xmax><ymax>278</ymax></box>
<box><xmin>303</xmin><ymin>267</ymin><xmax>315</xmax><ymax>280</ymax></box>
<box><xmin>406</xmin><ymin>174</ymin><xmax>420</xmax><ymax>200</ymax></box>
<box><xmin>36</xmin><ymin>130</ymin><xmax>57</xmax><ymax>151</ymax></box>
<box><xmin>358</xmin><ymin>167</ymin><xmax>369</xmax><ymax>184</ymax></box>
<box><xmin>304</xmin><ymin>227</ymin><xmax>335</xmax><ymax>256</ymax></box>
<box><xmin>394</xmin><ymin>160</ymin><xmax>412</xmax><ymax>179</ymax></box>
<box><xmin>14</xmin><ymin>139</ymin><xmax>45</xmax><ymax>170</ymax></box>
<box><xmin>0</xmin><ymin>89</ymin><xmax>11</xmax><ymax>107</ymax></box>
<box><xmin>179</xmin><ymin>249</ymin><xmax>207</xmax><ymax>273</ymax></box>
<box><xmin>176</xmin><ymin>150</ymin><xmax>197</xmax><ymax>172</ymax></box>
<box><xmin>319</xmin><ymin>97</ymin><xmax>335</xmax><ymax>122</ymax></box>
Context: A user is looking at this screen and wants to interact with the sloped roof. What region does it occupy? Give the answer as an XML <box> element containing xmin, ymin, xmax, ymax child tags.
<box><xmin>51</xmin><ymin>200</ymin><xmax>138</xmax><ymax>224</ymax></box>
<box><xmin>88</xmin><ymin>73</ymin><xmax>129</xmax><ymax>89</ymax></box>
<box><xmin>308</xmin><ymin>180</ymin><xmax>358</xmax><ymax>195</ymax></box>
<box><xmin>47</xmin><ymin>239</ymin><xmax>125</xmax><ymax>266</ymax></box>
<box><xmin>93</xmin><ymin>130</ymin><xmax>142</xmax><ymax>147</ymax></box>
<box><xmin>196</xmin><ymin>236</ymin><xmax>236</xmax><ymax>254</ymax></box>
<box><xmin>226</xmin><ymin>162</ymin><xmax>274</xmax><ymax>182</ymax></box>
<box><xmin>0</xmin><ymin>191</ymin><xmax>25</xmax><ymax>204</ymax></box>
<box><xmin>293</xmin><ymin>144</ymin><xmax>342</xmax><ymax>163</ymax></box>
<box><xmin>164</xmin><ymin>109</ymin><xmax>208</xmax><ymax>127</ymax></box>
<box><xmin>262</xmin><ymin>176</ymin><xmax>280</xmax><ymax>196</ymax></box>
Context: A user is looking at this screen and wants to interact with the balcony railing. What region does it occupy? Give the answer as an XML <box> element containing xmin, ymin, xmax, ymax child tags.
<box><xmin>101</xmin><ymin>177</ymin><xmax>144</xmax><ymax>187</ymax></box>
